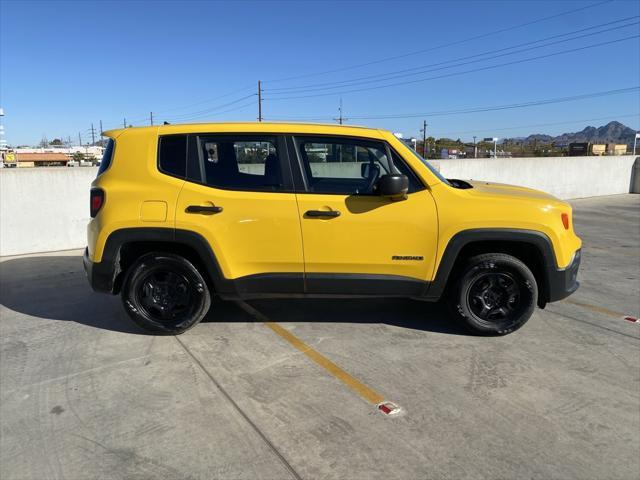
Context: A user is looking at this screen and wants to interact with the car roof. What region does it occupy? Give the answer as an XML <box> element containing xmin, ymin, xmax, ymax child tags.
<box><xmin>102</xmin><ymin>122</ymin><xmax>387</xmax><ymax>139</ymax></box>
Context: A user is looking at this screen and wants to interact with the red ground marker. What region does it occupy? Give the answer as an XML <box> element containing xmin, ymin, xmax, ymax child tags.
<box><xmin>623</xmin><ymin>316</ymin><xmax>639</xmax><ymax>323</ymax></box>
<box><xmin>377</xmin><ymin>402</ymin><xmax>401</xmax><ymax>415</ymax></box>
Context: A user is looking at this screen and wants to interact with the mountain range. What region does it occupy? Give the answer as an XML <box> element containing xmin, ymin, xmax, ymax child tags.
<box><xmin>507</xmin><ymin>121</ymin><xmax>637</xmax><ymax>146</ymax></box>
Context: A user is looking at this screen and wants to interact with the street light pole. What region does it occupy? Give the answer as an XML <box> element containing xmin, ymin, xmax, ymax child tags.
<box><xmin>483</xmin><ymin>137</ymin><xmax>498</xmax><ymax>158</ymax></box>
<box><xmin>634</xmin><ymin>132</ymin><xmax>639</xmax><ymax>155</ymax></box>
<box><xmin>473</xmin><ymin>136</ymin><xmax>477</xmax><ymax>158</ymax></box>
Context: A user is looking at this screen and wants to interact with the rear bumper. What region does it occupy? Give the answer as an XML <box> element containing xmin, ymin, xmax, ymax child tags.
<box><xmin>547</xmin><ymin>248</ymin><xmax>581</xmax><ymax>303</ymax></box>
<box><xmin>83</xmin><ymin>247</ymin><xmax>117</xmax><ymax>294</ymax></box>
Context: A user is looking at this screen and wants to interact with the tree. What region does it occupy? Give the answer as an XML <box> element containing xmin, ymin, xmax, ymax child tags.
<box><xmin>72</xmin><ymin>152</ymin><xmax>85</xmax><ymax>162</ymax></box>
<box><xmin>49</xmin><ymin>138</ymin><xmax>63</xmax><ymax>146</ymax></box>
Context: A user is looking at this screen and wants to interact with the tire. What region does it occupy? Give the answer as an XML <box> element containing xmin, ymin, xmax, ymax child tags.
<box><xmin>447</xmin><ymin>253</ymin><xmax>537</xmax><ymax>336</ymax></box>
<box><xmin>121</xmin><ymin>253</ymin><xmax>211</xmax><ymax>335</ymax></box>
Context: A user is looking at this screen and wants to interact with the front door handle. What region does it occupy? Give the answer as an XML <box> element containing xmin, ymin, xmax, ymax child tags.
<box><xmin>185</xmin><ymin>205</ymin><xmax>223</xmax><ymax>214</ymax></box>
<box><xmin>305</xmin><ymin>210</ymin><xmax>340</xmax><ymax>218</ymax></box>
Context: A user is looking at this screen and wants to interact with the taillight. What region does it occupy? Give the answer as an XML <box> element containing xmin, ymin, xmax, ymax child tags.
<box><xmin>90</xmin><ymin>188</ymin><xmax>105</xmax><ymax>218</ymax></box>
<box><xmin>561</xmin><ymin>212</ymin><xmax>570</xmax><ymax>230</ymax></box>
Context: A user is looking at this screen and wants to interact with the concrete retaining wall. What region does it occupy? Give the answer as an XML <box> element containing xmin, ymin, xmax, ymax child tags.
<box><xmin>430</xmin><ymin>155</ymin><xmax>638</xmax><ymax>200</ymax></box>
<box><xmin>0</xmin><ymin>156</ymin><xmax>637</xmax><ymax>256</ymax></box>
<box><xmin>0</xmin><ymin>167</ymin><xmax>98</xmax><ymax>256</ymax></box>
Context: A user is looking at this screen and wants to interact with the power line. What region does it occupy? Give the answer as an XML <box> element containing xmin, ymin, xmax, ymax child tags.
<box><xmin>158</xmin><ymin>99</ymin><xmax>257</xmax><ymax>123</ymax></box>
<box><xmin>263</xmin><ymin>0</ymin><xmax>613</xmax><ymax>83</ymax></box>
<box><xmin>100</xmin><ymin>94</ymin><xmax>257</xmax><ymax>130</ymax></box>
<box><xmin>151</xmin><ymin>84</ymin><xmax>254</xmax><ymax>115</ymax></box>
<box><xmin>100</xmin><ymin>87</ymin><xmax>256</xmax><ymax>129</ymax></box>
<box><xmin>160</xmin><ymin>94</ymin><xmax>256</xmax><ymax>122</ymax></box>
<box><xmin>265</xmin><ymin>16</ymin><xmax>638</xmax><ymax>93</ymax></box>
<box><xmin>433</xmin><ymin>112</ymin><xmax>640</xmax><ymax>138</ymax></box>
<box><xmin>263</xmin><ymin>87</ymin><xmax>639</xmax><ymax>122</ymax></box>
<box><xmin>264</xmin><ymin>35</ymin><xmax>640</xmax><ymax>100</ymax></box>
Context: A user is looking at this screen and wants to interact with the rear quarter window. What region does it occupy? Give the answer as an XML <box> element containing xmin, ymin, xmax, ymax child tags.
<box><xmin>158</xmin><ymin>135</ymin><xmax>187</xmax><ymax>178</ymax></box>
<box><xmin>97</xmin><ymin>138</ymin><xmax>115</xmax><ymax>176</ymax></box>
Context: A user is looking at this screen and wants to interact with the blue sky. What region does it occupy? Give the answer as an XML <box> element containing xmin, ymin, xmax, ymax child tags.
<box><xmin>1</xmin><ymin>0</ymin><xmax>639</xmax><ymax>146</ymax></box>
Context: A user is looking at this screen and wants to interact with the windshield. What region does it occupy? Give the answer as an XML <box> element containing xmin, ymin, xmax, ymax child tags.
<box><xmin>405</xmin><ymin>148</ymin><xmax>451</xmax><ymax>186</ymax></box>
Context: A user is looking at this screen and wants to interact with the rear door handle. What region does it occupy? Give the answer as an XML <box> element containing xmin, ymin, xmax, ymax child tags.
<box><xmin>305</xmin><ymin>210</ymin><xmax>340</xmax><ymax>218</ymax></box>
<box><xmin>185</xmin><ymin>205</ymin><xmax>223</xmax><ymax>214</ymax></box>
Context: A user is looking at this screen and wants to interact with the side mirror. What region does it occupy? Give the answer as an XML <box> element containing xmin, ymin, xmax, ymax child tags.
<box><xmin>377</xmin><ymin>174</ymin><xmax>408</xmax><ymax>199</ymax></box>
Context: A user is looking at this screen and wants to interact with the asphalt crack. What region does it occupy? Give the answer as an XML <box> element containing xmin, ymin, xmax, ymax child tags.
<box><xmin>173</xmin><ymin>335</ymin><xmax>303</xmax><ymax>480</ymax></box>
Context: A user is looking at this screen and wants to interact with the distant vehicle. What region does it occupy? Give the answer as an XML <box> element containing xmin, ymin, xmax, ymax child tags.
<box><xmin>568</xmin><ymin>142</ymin><xmax>589</xmax><ymax>156</ymax></box>
<box><xmin>67</xmin><ymin>159</ymin><xmax>95</xmax><ymax>167</ymax></box>
<box><xmin>84</xmin><ymin>122</ymin><xmax>582</xmax><ymax>336</ymax></box>
<box><xmin>568</xmin><ymin>142</ymin><xmax>607</xmax><ymax>156</ymax></box>
<box><xmin>606</xmin><ymin>144</ymin><xmax>627</xmax><ymax>156</ymax></box>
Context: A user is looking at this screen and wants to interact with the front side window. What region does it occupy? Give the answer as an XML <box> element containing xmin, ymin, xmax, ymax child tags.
<box><xmin>189</xmin><ymin>136</ymin><xmax>284</xmax><ymax>191</ymax></box>
<box><xmin>295</xmin><ymin>136</ymin><xmax>422</xmax><ymax>194</ymax></box>
<box><xmin>296</xmin><ymin>137</ymin><xmax>394</xmax><ymax>194</ymax></box>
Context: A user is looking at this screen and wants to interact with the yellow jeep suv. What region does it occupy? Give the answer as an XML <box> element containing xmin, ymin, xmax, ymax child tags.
<box><xmin>84</xmin><ymin>122</ymin><xmax>581</xmax><ymax>335</ymax></box>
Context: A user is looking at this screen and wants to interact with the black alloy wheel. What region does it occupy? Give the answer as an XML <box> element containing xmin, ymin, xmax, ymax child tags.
<box><xmin>448</xmin><ymin>253</ymin><xmax>537</xmax><ymax>335</ymax></box>
<box><xmin>121</xmin><ymin>253</ymin><xmax>211</xmax><ymax>334</ymax></box>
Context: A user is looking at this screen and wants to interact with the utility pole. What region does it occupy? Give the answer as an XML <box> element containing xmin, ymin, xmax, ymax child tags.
<box><xmin>421</xmin><ymin>121</ymin><xmax>428</xmax><ymax>158</ymax></box>
<box><xmin>473</xmin><ymin>136</ymin><xmax>477</xmax><ymax>158</ymax></box>
<box><xmin>257</xmin><ymin>81</ymin><xmax>263</xmax><ymax>122</ymax></box>
<box><xmin>123</xmin><ymin>118</ymin><xmax>127</xmax><ymax>129</ymax></box>
<box><xmin>99</xmin><ymin>120</ymin><xmax>103</xmax><ymax>145</ymax></box>
<box><xmin>90</xmin><ymin>123</ymin><xmax>96</xmax><ymax>145</ymax></box>
<box><xmin>150</xmin><ymin>112</ymin><xmax>154</xmax><ymax>126</ymax></box>
<box><xmin>78</xmin><ymin>132</ymin><xmax>82</xmax><ymax>147</ymax></box>
<box><xmin>334</xmin><ymin>98</ymin><xmax>346</xmax><ymax>124</ymax></box>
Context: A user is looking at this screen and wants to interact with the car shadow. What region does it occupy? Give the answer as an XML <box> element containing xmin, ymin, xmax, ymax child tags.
<box><xmin>0</xmin><ymin>254</ymin><xmax>466</xmax><ymax>336</ymax></box>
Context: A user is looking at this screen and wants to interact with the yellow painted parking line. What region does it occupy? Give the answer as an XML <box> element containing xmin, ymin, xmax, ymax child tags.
<box><xmin>564</xmin><ymin>299</ymin><xmax>629</xmax><ymax>318</ymax></box>
<box><xmin>237</xmin><ymin>301</ymin><xmax>385</xmax><ymax>405</ymax></box>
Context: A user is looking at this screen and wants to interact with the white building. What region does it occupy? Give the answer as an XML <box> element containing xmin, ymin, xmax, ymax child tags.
<box><xmin>14</xmin><ymin>145</ymin><xmax>104</xmax><ymax>160</ymax></box>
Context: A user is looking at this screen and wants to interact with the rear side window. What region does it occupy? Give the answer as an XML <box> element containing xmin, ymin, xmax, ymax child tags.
<box><xmin>158</xmin><ymin>135</ymin><xmax>187</xmax><ymax>178</ymax></box>
<box><xmin>97</xmin><ymin>138</ymin><xmax>115</xmax><ymax>176</ymax></box>
<box><xmin>187</xmin><ymin>135</ymin><xmax>284</xmax><ymax>191</ymax></box>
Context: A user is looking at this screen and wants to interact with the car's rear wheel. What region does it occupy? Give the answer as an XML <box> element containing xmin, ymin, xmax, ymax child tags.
<box><xmin>448</xmin><ymin>253</ymin><xmax>537</xmax><ymax>335</ymax></box>
<box><xmin>121</xmin><ymin>253</ymin><xmax>211</xmax><ymax>334</ymax></box>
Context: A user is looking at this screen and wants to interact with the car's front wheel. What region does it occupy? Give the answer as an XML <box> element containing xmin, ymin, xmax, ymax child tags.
<box><xmin>121</xmin><ymin>253</ymin><xmax>211</xmax><ymax>334</ymax></box>
<box><xmin>448</xmin><ymin>253</ymin><xmax>537</xmax><ymax>335</ymax></box>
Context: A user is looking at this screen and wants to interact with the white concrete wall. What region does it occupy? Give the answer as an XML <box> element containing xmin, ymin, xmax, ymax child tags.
<box><xmin>0</xmin><ymin>167</ymin><xmax>97</xmax><ymax>256</ymax></box>
<box><xmin>430</xmin><ymin>155</ymin><xmax>638</xmax><ymax>200</ymax></box>
<box><xmin>0</xmin><ymin>156</ymin><xmax>637</xmax><ymax>256</ymax></box>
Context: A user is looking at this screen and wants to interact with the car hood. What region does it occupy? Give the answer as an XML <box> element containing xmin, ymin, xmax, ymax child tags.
<box><xmin>465</xmin><ymin>180</ymin><xmax>561</xmax><ymax>203</ymax></box>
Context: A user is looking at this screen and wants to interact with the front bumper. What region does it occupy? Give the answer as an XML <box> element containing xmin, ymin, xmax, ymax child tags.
<box><xmin>83</xmin><ymin>247</ymin><xmax>118</xmax><ymax>294</ymax></box>
<box><xmin>546</xmin><ymin>248</ymin><xmax>581</xmax><ymax>303</ymax></box>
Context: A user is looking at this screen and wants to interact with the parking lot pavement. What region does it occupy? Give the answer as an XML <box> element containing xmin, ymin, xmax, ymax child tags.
<box><xmin>1</xmin><ymin>195</ymin><xmax>638</xmax><ymax>480</ymax></box>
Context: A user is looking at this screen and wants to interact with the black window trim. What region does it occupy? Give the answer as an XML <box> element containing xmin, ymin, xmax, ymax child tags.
<box><xmin>289</xmin><ymin>133</ymin><xmax>426</xmax><ymax>196</ymax></box>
